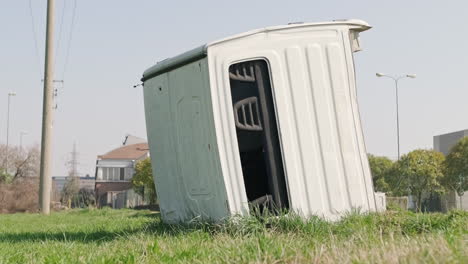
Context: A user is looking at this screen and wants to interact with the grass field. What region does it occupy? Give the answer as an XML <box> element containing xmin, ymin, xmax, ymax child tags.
<box><xmin>0</xmin><ymin>209</ymin><xmax>466</xmax><ymax>264</ymax></box>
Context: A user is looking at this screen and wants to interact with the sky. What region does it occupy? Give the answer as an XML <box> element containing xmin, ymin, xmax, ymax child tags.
<box><xmin>1</xmin><ymin>0</ymin><xmax>468</xmax><ymax>176</ymax></box>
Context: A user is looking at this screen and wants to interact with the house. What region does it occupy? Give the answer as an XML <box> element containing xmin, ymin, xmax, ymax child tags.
<box><xmin>95</xmin><ymin>135</ymin><xmax>149</xmax><ymax>208</ymax></box>
<box><xmin>434</xmin><ymin>130</ymin><xmax>468</xmax><ymax>211</ymax></box>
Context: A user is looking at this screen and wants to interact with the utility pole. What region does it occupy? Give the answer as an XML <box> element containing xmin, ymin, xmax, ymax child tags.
<box><xmin>39</xmin><ymin>0</ymin><xmax>55</xmax><ymax>215</ymax></box>
<box><xmin>5</xmin><ymin>92</ymin><xmax>16</xmax><ymax>173</ymax></box>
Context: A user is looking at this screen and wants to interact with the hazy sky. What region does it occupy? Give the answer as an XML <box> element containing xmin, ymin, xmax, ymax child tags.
<box><xmin>1</xmin><ymin>1</ymin><xmax>468</xmax><ymax>176</ymax></box>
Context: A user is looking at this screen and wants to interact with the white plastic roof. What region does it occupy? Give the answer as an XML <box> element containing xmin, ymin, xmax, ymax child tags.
<box><xmin>207</xmin><ymin>19</ymin><xmax>371</xmax><ymax>47</ymax></box>
<box><xmin>142</xmin><ymin>19</ymin><xmax>371</xmax><ymax>81</ymax></box>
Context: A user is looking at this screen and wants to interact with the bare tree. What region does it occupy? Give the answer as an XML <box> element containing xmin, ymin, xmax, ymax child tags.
<box><xmin>0</xmin><ymin>144</ymin><xmax>40</xmax><ymax>213</ymax></box>
<box><xmin>61</xmin><ymin>176</ymin><xmax>80</xmax><ymax>208</ymax></box>
<box><xmin>0</xmin><ymin>144</ymin><xmax>40</xmax><ymax>181</ymax></box>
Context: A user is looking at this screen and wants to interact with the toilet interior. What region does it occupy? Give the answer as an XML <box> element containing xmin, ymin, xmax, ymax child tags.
<box><xmin>228</xmin><ymin>60</ymin><xmax>289</xmax><ymax>212</ymax></box>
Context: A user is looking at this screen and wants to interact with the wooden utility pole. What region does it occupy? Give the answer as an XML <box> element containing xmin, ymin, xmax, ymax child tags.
<box><xmin>39</xmin><ymin>0</ymin><xmax>55</xmax><ymax>215</ymax></box>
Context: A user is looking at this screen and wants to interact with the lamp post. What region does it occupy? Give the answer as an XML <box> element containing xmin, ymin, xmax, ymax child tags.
<box><xmin>5</xmin><ymin>92</ymin><xmax>16</xmax><ymax>173</ymax></box>
<box><xmin>20</xmin><ymin>131</ymin><xmax>28</xmax><ymax>150</ymax></box>
<box><xmin>376</xmin><ymin>73</ymin><xmax>416</xmax><ymax>159</ymax></box>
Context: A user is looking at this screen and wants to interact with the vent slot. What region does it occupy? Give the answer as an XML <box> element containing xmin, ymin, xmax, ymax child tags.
<box><xmin>229</xmin><ymin>63</ymin><xmax>256</xmax><ymax>82</ymax></box>
<box><xmin>234</xmin><ymin>97</ymin><xmax>262</xmax><ymax>131</ymax></box>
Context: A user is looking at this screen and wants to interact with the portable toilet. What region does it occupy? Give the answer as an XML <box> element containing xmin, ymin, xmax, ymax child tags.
<box><xmin>141</xmin><ymin>20</ymin><xmax>378</xmax><ymax>223</ymax></box>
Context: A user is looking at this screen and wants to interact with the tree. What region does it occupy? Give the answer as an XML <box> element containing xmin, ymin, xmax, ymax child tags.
<box><xmin>0</xmin><ymin>144</ymin><xmax>40</xmax><ymax>180</ymax></box>
<box><xmin>368</xmin><ymin>154</ymin><xmax>393</xmax><ymax>193</ymax></box>
<box><xmin>394</xmin><ymin>149</ymin><xmax>445</xmax><ymax>211</ymax></box>
<box><xmin>61</xmin><ymin>176</ymin><xmax>80</xmax><ymax>208</ymax></box>
<box><xmin>443</xmin><ymin>136</ymin><xmax>468</xmax><ymax>208</ymax></box>
<box><xmin>131</xmin><ymin>158</ymin><xmax>157</xmax><ymax>204</ymax></box>
<box><xmin>0</xmin><ymin>168</ymin><xmax>12</xmax><ymax>184</ymax></box>
<box><xmin>73</xmin><ymin>188</ymin><xmax>96</xmax><ymax>208</ymax></box>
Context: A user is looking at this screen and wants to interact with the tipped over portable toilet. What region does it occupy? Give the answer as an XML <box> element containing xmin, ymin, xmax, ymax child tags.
<box><xmin>142</xmin><ymin>20</ymin><xmax>378</xmax><ymax>223</ymax></box>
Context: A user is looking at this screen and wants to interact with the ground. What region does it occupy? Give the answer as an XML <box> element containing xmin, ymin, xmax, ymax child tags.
<box><xmin>0</xmin><ymin>209</ymin><xmax>466</xmax><ymax>263</ymax></box>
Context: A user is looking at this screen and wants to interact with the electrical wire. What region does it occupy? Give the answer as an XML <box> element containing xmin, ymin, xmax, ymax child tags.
<box><xmin>61</xmin><ymin>0</ymin><xmax>77</xmax><ymax>79</ymax></box>
<box><xmin>28</xmin><ymin>0</ymin><xmax>43</xmax><ymax>77</ymax></box>
<box><xmin>55</xmin><ymin>0</ymin><xmax>67</xmax><ymax>70</ymax></box>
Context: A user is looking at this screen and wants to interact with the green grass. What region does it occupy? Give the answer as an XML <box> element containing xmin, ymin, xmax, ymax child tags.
<box><xmin>0</xmin><ymin>209</ymin><xmax>466</xmax><ymax>263</ymax></box>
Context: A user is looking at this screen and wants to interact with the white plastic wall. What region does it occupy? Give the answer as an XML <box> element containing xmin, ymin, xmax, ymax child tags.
<box><xmin>207</xmin><ymin>22</ymin><xmax>377</xmax><ymax>220</ymax></box>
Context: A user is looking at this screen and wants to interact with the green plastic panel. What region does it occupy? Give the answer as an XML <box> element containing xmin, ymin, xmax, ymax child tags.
<box><xmin>143</xmin><ymin>58</ymin><xmax>228</xmax><ymax>223</ymax></box>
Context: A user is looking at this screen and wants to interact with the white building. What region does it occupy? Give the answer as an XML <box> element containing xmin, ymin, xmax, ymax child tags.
<box><xmin>434</xmin><ymin>129</ymin><xmax>468</xmax><ymax>211</ymax></box>
<box><xmin>95</xmin><ymin>135</ymin><xmax>149</xmax><ymax>208</ymax></box>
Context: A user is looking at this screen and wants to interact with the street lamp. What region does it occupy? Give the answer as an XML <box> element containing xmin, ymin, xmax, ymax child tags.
<box><xmin>5</xmin><ymin>92</ymin><xmax>16</xmax><ymax>173</ymax></box>
<box><xmin>20</xmin><ymin>131</ymin><xmax>28</xmax><ymax>150</ymax></box>
<box><xmin>376</xmin><ymin>73</ymin><xmax>416</xmax><ymax>159</ymax></box>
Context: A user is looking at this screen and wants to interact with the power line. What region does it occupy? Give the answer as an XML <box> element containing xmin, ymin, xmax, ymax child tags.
<box><xmin>61</xmin><ymin>0</ymin><xmax>77</xmax><ymax>79</ymax></box>
<box><xmin>28</xmin><ymin>0</ymin><xmax>43</xmax><ymax>77</ymax></box>
<box><xmin>54</xmin><ymin>0</ymin><xmax>67</xmax><ymax>70</ymax></box>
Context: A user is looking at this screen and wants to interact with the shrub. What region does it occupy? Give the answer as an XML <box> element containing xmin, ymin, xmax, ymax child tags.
<box><xmin>0</xmin><ymin>177</ymin><xmax>39</xmax><ymax>213</ymax></box>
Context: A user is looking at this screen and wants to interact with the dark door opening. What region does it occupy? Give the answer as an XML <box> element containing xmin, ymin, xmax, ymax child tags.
<box><xmin>229</xmin><ymin>60</ymin><xmax>289</xmax><ymax>212</ymax></box>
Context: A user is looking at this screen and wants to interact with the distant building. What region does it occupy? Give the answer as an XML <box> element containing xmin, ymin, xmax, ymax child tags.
<box><xmin>52</xmin><ymin>177</ymin><xmax>67</xmax><ymax>194</ymax></box>
<box><xmin>434</xmin><ymin>129</ymin><xmax>468</xmax><ymax>211</ymax></box>
<box><xmin>434</xmin><ymin>129</ymin><xmax>468</xmax><ymax>156</ymax></box>
<box><xmin>79</xmin><ymin>176</ymin><xmax>96</xmax><ymax>190</ymax></box>
<box><xmin>52</xmin><ymin>176</ymin><xmax>96</xmax><ymax>202</ymax></box>
<box><xmin>95</xmin><ymin>135</ymin><xmax>149</xmax><ymax>208</ymax></box>
<box><xmin>52</xmin><ymin>176</ymin><xmax>96</xmax><ymax>192</ymax></box>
